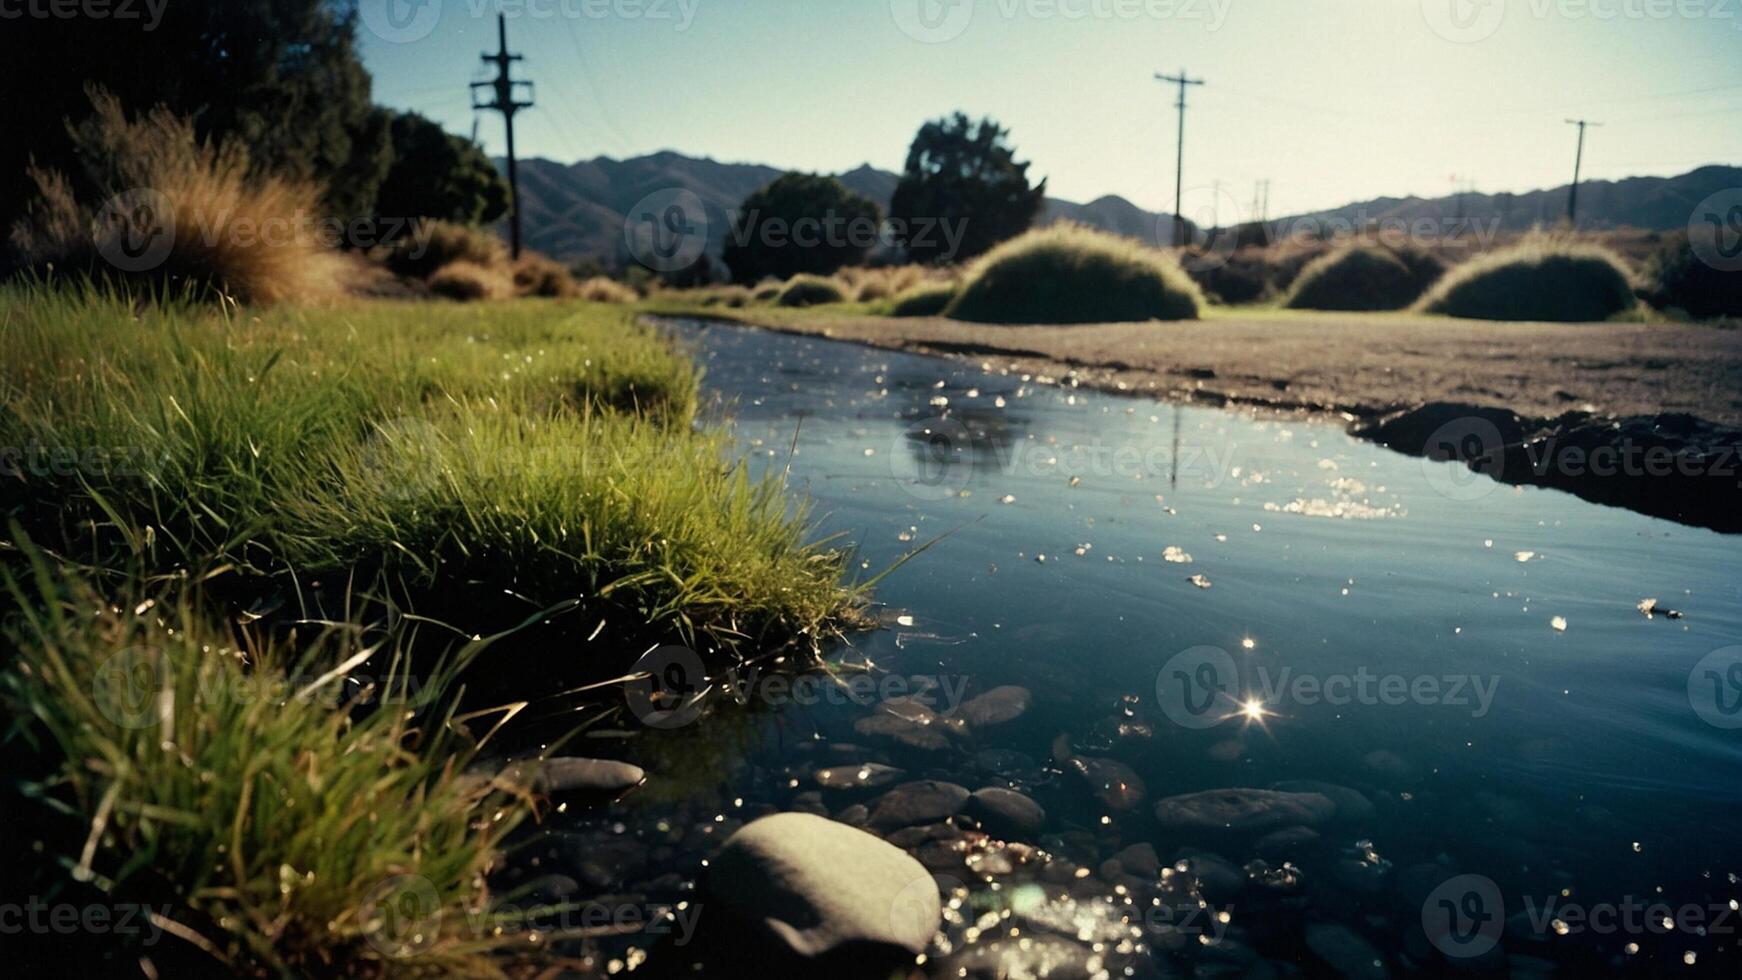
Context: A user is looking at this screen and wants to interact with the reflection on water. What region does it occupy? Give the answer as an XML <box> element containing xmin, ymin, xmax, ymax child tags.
<box><xmin>532</xmin><ymin>319</ymin><xmax>1742</xmax><ymax>977</ymax></box>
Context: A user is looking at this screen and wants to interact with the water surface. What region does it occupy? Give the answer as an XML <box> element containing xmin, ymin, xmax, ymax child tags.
<box><xmin>546</xmin><ymin>318</ymin><xmax>1742</xmax><ymax>978</ymax></box>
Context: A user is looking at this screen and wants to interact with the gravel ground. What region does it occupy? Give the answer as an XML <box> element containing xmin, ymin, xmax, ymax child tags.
<box><xmin>655</xmin><ymin>307</ymin><xmax>1742</xmax><ymax>427</ymax></box>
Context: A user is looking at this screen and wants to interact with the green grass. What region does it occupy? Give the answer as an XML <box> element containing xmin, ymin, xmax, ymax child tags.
<box><xmin>885</xmin><ymin>282</ymin><xmax>958</xmax><ymax>317</ymax></box>
<box><xmin>1</xmin><ymin>549</ymin><xmax>538</xmax><ymax>976</ymax></box>
<box><xmin>1416</xmin><ymin>234</ymin><xmax>1637</xmax><ymax>322</ymax></box>
<box><xmin>0</xmin><ymin>287</ymin><xmax>860</xmax><ymax>653</ymax></box>
<box><xmin>945</xmin><ymin>223</ymin><xmax>1203</xmax><ymax>324</ymax></box>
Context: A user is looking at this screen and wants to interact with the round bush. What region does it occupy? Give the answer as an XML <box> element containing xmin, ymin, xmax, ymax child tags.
<box><xmin>1644</xmin><ymin>230</ymin><xmax>1742</xmax><ymax>319</ymax></box>
<box><xmin>945</xmin><ymin>224</ymin><xmax>1202</xmax><ymax>324</ymax></box>
<box><xmin>887</xmin><ymin>282</ymin><xmax>957</xmax><ymax>317</ymax></box>
<box><xmin>1417</xmin><ymin>238</ymin><xmax>1636</xmax><ymax>321</ymax></box>
<box><xmin>1286</xmin><ymin>245</ymin><xmax>1436</xmax><ymax>311</ymax></box>
<box><xmin>428</xmin><ymin>260</ymin><xmax>512</xmax><ymax>302</ymax></box>
<box><xmin>776</xmin><ymin>274</ymin><xmax>848</xmax><ymax>308</ymax></box>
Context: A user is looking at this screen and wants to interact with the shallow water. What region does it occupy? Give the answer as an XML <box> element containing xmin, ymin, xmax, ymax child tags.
<box><xmin>540</xmin><ymin>318</ymin><xmax>1742</xmax><ymax>977</ymax></box>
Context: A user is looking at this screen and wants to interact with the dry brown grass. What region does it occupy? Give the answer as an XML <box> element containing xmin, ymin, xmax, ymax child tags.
<box><xmin>511</xmin><ymin>251</ymin><xmax>579</xmax><ymax>297</ymax></box>
<box><xmin>837</xmin><ymin>265</ymin><xmax>938</xmax><ymax>301</ymax></box>
<box><xmin>428</xmin><ymin>259</ymin><xmax>513</xmax><ymax>301</ymax></box>
<box><xmin>387</xmin><ymin>219</ymin><xmax>509</xmax><ymax>281</ymax></box>
<box><xmin>577</xmin><ymin>275</ymin><xmax>639</xmax><ymax>303</ymax></box>
<box><xmin>8</xmin><ymin>88</ymin><xmax>343</xmax><ymax>304</ymax></box>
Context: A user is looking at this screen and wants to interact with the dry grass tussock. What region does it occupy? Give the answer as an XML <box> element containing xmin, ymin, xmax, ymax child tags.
<box><xmin>8</xmin><ymin>88</ymin><xmax>344</xmax><ymax>304</ymax></box>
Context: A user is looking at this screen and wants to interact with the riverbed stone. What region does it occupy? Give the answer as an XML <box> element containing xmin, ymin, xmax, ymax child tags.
<box><xmin>816</xmin><ymin>762</ymin><xmax>906</xmax><ymax>791</ymax></box>
<box><xmin>1272</xmin><ymin>779</ymin><xmax>1375</xmax><ymax>824</ymax></box>
<box><xmin>958</xmin><ymin>685</ymin><xmax>1032</xmax><ymax>728</ymax></box>
<box><xmin>709</xmin><ymin>812</ymin><xmax>940</xmax><ymax>961</ymax></box>
<box><xmin>1304</xmin><ymin>922</ymin><xmax>1390</xmax><ymax>980</ymax></box>
<box><xmin>966</xmin><ymin>787</ymin><xmax>1047</xmax><ymax>839</ymax></box>
<box><xmin>868</xmin><ymin>780</ymin><xmax>971</xmax><ymax>830</ymax></box>
<box><xmin>1153</xmin><ymin>788</ymin><xmax>1336</xmax><ymax>834</ymax></box>
<box><xmin>504</xmin><ymin>757</ymin><xmax>645</xmax><ymax>796</ymax></box>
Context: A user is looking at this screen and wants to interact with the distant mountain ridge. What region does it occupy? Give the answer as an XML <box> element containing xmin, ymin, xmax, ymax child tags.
<box><xmin>503</xmin><ymin>152</ymin><xmax>1739</xmax><ymax>265</ymax></box>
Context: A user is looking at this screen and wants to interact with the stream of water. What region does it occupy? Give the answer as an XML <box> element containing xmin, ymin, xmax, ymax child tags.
<box><xmin>538</xmin><ymin>318</ymin><xmax>1742</xmax><ymax>978</ymax></box>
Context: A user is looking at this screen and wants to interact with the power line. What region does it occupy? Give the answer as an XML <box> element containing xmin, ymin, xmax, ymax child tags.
<box><xmin>1155</xmin><ymin>68</ymin><xmax>1206</xmax><ymax>248</ymax></box>
<box><xmin>471</xmin><ymin>14</ymin><xmax>535</xmax><ymax>259</ymax></box>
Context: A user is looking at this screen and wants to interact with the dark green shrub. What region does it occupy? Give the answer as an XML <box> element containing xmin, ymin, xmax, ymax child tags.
<box><xmin>1417</xmin><ymin>235</ymin><xmax>1636</xmax><ymax>321</ymax></box>
<box><xmin>945</xmin><ymin>223</ymin><xmax>1202</xmax><ymax>324</ymax></box>
<box><xmin>1286</xmin><ymin>245</ymin><xmax>1439</xmax><ymax>311</ymax></box>
<box><xmin>1643</xmin><ymin>230</ymin><xmax>1742</xmax><ymax>319</ymax></box>
<box><xmin>887</xmin><ymin>282</ymin><xmax>957</xmax><ymax>317</ymax></box>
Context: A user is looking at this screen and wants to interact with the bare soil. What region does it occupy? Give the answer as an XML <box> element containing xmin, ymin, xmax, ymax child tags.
<box><xmin>661</xmin><ymin>307</ymin><xmax>1742</xmax><ymax>427</ymax></box>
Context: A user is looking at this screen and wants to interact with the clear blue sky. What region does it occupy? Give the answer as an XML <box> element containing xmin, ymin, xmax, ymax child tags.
<box><xmin>360</xmin><ymin>0</ymin><xmax>1742</xmax><ymax>220</ymax></box>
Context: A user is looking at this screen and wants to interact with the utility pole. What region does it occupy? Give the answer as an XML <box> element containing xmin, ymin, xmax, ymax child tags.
<box><xmin>1155</xmin><ymin>68</ymin><xmax>1206</xmax><ymax>247</ymax></box>
<box><xmin>473</xmin><ymin>14</ymin><xmax>535</xmax><ymax>259</ymax></box>
<box><xmin>1563</xmin><ymin>118</ymin><xmax>1600</xmax><ymax>226</ymax></box>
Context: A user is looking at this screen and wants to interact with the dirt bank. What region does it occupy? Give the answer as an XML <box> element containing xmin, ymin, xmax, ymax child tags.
<box><xmin>652</xmin><ymin>306</ymin><xmax>1742</xmax><ymax>426</ymax></box>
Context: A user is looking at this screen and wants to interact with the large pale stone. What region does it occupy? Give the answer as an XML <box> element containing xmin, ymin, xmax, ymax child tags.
<box><xmin>710</xmin><ymin>812</ymin><xmax>941</xmax><ymax>960</ymax></box>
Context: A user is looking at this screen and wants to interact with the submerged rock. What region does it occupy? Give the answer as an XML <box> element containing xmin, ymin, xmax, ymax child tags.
<box><xmin>1304</xmin><ymin>922</ymin><xmax>1390</xmax><ymax>980</ymax></box>
<box><xmin>966</xmin><ymin>787</ymin><xmax>1047</xmax><ymax>839</ymax></box>
<box><xmin>1153</xmin><ymin>788</ymin><xmax>1335</xmax><ymax>834</ymax></box>
<box><xmin>868</xmin><ymin>780</ymin><xmax>971</xmax><ymax>830</ymax></box>
<box><xmin>1052</xmin><ymin>735</ymin><xmax>1146</xmax><ymax>811</ymax></box>
<box><xmin>501</xmin><ymin>757</ymin><xmax>645</xmax><ymax>797</ymax></box>
<box><xmin>958</xmin><ymin>685</ymin><xmax>1032</xmax><ymax>728</ymax></box>
<box><xmin>815</xmin><ymin>762</ymin><xmax>906</xmax><ymax>791</ymax></box>
<box><xmin>709</xmin><ymin>813</ymin><xmax>940</xmax><ymax>963</ymax></box>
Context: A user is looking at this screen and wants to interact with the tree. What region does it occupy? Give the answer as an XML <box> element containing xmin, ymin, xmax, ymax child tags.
<box><xmin>889</xmin><ymin>114</ymin><xmax>1047</xmax><ymax>265</ymax></box>
<box><xmin>0</xmin><ymin>1</ymin><xmax>390</xmax><ymax>239</ymax></box>
<box><xmin>723</xmin><ymin>173</ymin><xmax>882</xmax><ymax>283</ymax></box>
<box><xmin>375</xmin><ymin>113</ymin><xmax>510</xmax><ymax>230</ymax></box>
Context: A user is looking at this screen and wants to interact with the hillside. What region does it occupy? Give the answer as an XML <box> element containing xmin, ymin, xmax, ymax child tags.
<box><xmin>504</xmin><ymin>152</ymin><xmax>1739</xmax><ymax>266</ymax></box>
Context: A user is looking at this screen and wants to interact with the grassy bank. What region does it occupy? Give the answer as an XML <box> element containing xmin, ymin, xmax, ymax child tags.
<box><xmin>0</xmin><ymin>289</ymin><xmax>860</xmax><ymax>652</ymax></box>
<box><xmin>0</xmin><ymin>287</ymin><xmax>867</xmax><ymax>973</ymax></box>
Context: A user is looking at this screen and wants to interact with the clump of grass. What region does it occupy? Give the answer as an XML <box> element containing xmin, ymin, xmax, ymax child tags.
<box><xmin>698</xmin><ymin>284</ymin><xmax>754</xmax><ymax>308</ymax></box>
<box><xmin>1416</xmin><ymin>233</ymin><xmax>1637</xmax><ymax>321</ymax></box>
<box><xmin>7</xmin><ymin>88</ymin><xmax>343</xmax><ymax>305</ymax></box>
<box><xmin>386</xmin><ymin>220</ymin><xmax>509</xmax><ymax>281</ymax></box>
<box><xmin>1</xmin><ymin>553</ymin><xmax>534</xmax><ymax>976</ymax></box>
<box><xmin>886</xmin><ymin>281</ymin><xmax>958</xmax><ymax>317</ymax></box>
<box><xmin>838</xmin><ymin>265</ymin><xmax>931</xmax><ymax>302</ymax></box>
<box><xmin>0</xmin><ymin>287</ymin><xmax>855</xmax><ymax>651</ymax></box>
<box><xmin>945</xmin><ymin>223</ymin><xmax>1203</xmax><ymax>323</ymax></box>
<box><xmin>1642</xmin><ymin>229</ymin><xmax>1742</xmax><ymax>320</ymax></box>
<box><xmin>776</xmin><ymin>273</ymin><xmax>849</xmax><ymax>307</ymax></box>
<box><xmin>511</xmin><ymin>252</ymin><xmax>579</xmax><ymax>298</ymax></box>
<box><xmin>750</xmin><ymin>279</ymin><xmax>784</xmax><ymax>303</ymax></box>
<box><xmin>1285</xmin><ymin>244</ymin><xmax>1444</xmax><ymax>311</ymax></box>
<box><xmin>576</xmin><ymin>276</ymin><xmax>639</xmax><ymax>303</ymax></box>
<box><xmin>429</xmin><ymin>260</ymin><xmax>514</xmax><ymax>302</ymax></box>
